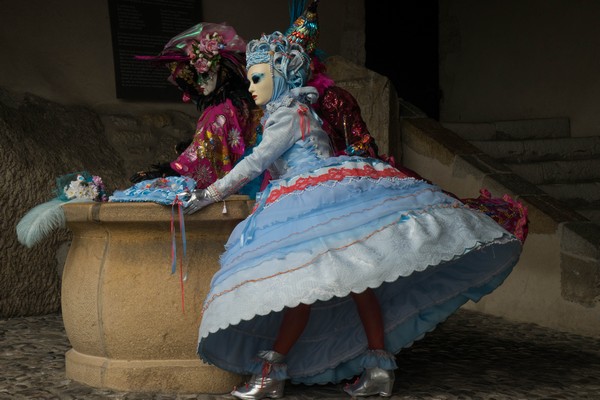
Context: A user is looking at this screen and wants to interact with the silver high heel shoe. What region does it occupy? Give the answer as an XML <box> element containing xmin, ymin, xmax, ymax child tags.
<box><xmin>231</xmin><ymin>350</ymin><xmax>287</xmax><ymax>400</ymax></box>
<box><xmin>344</xmin><ymin>367</ymin><xmax>395</xmax><ymax>397</ymax></box>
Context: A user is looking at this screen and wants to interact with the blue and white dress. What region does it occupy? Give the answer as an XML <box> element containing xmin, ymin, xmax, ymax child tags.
<box><xmin>197</xmin><ymin>86</ymin><xmax>522</xmax><ymax>385</ymax></box>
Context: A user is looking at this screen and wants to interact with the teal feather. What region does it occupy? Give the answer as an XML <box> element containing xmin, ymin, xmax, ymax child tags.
<box><xmin>16</xmin><ymin>198</ymin><xmax>67</xmax><ymax>248</ymax></box>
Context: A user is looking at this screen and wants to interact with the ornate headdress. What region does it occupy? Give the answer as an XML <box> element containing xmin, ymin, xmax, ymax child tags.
<box><xmin>285</xmin><ymin>0</ymin><xmax>319</xmax><ymax>55</ymax></box>
<box><xmin>136</xmin><ymin>22</ymin><xmax>247</xmax><ymax>102</ymax></box>
<box><xmin>246</xmin><ymin>31</ymin><xmax>311</xmax><ymax>90</ymax></box>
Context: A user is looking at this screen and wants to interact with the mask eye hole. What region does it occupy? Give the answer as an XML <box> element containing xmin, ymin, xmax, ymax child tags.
<box><xmin>251</xmin><ymin>73</ymin><xmax>264</xmax><ymax>84</ymax></box>
<box><xmin>197</xmin><ymin>73</ymin><xmax>209</xmax><ymax>84</ymax></box>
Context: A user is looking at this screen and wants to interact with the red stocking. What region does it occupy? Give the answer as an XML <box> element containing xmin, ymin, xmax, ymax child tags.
<box><xmin>352</xmin><ymin>288</ymin><xmax>385</xmax><ymax>350</ymax></box>
<box><xmin>273</xmin><ymin>303</ymin><xmax>311</xmax><ymax>355</ymax></box>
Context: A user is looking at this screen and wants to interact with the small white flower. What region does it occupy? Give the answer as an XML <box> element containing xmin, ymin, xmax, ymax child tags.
<box><xmin>64</xmin><ymin>176</ymin><xmax>99</xmax><ymax>200</ymax></box>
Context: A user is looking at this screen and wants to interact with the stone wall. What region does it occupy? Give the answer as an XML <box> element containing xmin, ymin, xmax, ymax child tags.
<box><xmin>1</xmin><ymin>88</ymin><xmax>194</xmax><ymax>317</ymax></box>
<box><xmin>1</xmin><ymin>89</ymin><xmax>123</xmax><ymax>316</ymax></box>
<box><xmin>325</xmin><ymin>56</ymin><xmax>399</xmax><ymax>161</ymax></box>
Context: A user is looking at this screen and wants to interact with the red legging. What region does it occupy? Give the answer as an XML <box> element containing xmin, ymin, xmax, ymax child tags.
<box><xmin>273</xmin><ymin>288</ymin><xmax>384</xmax><ymax>355</ymax></box>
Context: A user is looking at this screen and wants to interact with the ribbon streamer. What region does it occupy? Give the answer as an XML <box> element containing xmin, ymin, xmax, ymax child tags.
<box><xmin>298</xmin><ymin>104</ymin><xmax>309</xmax><ymax>140</ymax></box>
<box><xmin>171</xmin><ymin>195</ymin><xmax>188</xmax><ymax>313</ymax></box>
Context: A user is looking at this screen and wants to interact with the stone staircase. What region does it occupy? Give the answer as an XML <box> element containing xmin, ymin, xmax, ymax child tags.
<box><xmin>327</xmin><ymin>57</ymin><xmax>600</xmax><ymax>336</ymax></box>
<box><xmin>401</xmin><ymin>114</ymin><xmax>600</xmax><ymax>337</ymax></box>
<box><xmin>441</xmin><ymin>118</ymin><xmax>600</xmax><ymax>225</ymax></box>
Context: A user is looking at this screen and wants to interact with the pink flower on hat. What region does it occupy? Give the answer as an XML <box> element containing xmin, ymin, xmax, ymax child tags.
<box><xmin>186</xmin><ymin>32</ymin><xmax>224</xmax><ymax>75</ymax></box>
<box><xmin>199</xmin><ymin>33</ymin><xmax>221</xmax><ymax>54</ymax></box>
<box><xmin>193</xmin><ymin>56</ymin><xmax>211</xmax><ymax>73</ymax></box>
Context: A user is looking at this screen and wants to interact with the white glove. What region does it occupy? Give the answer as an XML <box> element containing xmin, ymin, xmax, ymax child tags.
<box><xmin>182</xmin><ymin>189</ymin><xmax>215</xmax><ymax>215</ymax></box>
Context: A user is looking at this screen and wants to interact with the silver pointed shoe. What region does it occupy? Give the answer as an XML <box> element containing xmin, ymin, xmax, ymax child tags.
<box><xmin>343</xmin><ymin>367</ymin><xmax>395</xmax><ymax>397</ymax></box>
<box><xmin>231</xmin><ymin>350</ymin><xmax>286</xmax><ymax>400</ymax></box>
<box><xmin>230</xmin><ymin>375</ymin><xmax>284</xmax><ymax>400</ymax></box>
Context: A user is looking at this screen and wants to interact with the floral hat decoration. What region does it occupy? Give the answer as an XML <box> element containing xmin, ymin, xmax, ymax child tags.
<box><xmin>136</xmin><ymin>22</ymin><xmax>247</xmax><ymax>103</ymax></box>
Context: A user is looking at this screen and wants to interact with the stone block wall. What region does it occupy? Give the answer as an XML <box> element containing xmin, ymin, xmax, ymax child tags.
<box><xmin>1</xmin><ymin>88</ymin><xmax>194</xmax><ymax>317</ymax></box>
<box><xmin>1</xmin><ymin>89</ymin><xmax>125</xmax><ymax>316</ymax></box>
<box><xmin>325</xmin><ymin>55</ymin><xmax>400</xmax><ymax>161</ymax></box>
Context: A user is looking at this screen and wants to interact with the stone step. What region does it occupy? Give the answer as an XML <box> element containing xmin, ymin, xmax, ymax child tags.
<box><xmin>442</xmin><ymin>117</ymin><xmax>600</xmax><ymax>225</ymax></box>
<box><xmin>538</xmin><ymin>181</ymin><xmax>600</xmax><ymax>224</ymax></box>
<box><xmin>506</xmin><ymin>158</ymin><xmax>600</xmax><ymax>185</ymax></box>
<box><xmin>538</xmin><ymin>182</ymin><xmax>600</xmax><ymax>205</ymax></box>
<box><xmin>442</xmin><ymin>117</ymin><xmax>571</xmax><ymax>140</ymax></box>
<box><xmin>470</xmin><ymin>136</ymin><xmax>600</xmax><ymax>163</ymax></box>
<box><xmin>576</xmin><ymin>208</ymin><xmax>600</xmax><ymax>225</ymax></box>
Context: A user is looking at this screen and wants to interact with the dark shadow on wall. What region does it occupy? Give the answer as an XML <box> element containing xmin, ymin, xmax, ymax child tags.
<box><xmin>365</xmin><ymin>0</ymin><xmax>440</xmax><ymax>120</ymax></box>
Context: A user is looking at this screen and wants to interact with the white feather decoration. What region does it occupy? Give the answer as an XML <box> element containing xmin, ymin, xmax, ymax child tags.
<box><xmin>16</xmin><ymin>172</ymin><xmax>106</xmax><ymax>248</ymax></box>
<box><xmin>16</xmin><ymin>198</ymin><xmax>67</xmax><ymax>248</ymax></box>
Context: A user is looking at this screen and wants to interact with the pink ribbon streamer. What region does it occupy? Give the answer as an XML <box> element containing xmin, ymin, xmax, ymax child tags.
<box><xmin>171</xmin><ymin>195</ymin><xmax>188</xmax><ymax>313</ymax></box>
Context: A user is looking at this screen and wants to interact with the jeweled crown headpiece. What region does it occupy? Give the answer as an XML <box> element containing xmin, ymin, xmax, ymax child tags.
<box><xmin>246</xmin><ymin>31</ymin><xmax>311</xmax><ymax>90</ymax></box>
<box><xmin>285</xmin><ymin>0</ymin><xmax>319</xmax><ymax>55</ymax></box>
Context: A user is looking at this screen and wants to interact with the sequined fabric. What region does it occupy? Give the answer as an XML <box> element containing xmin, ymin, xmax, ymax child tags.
<box><xmin>316</xmin><ymin>86</ymin><xmax>395</xmax><ymax>166</ymax></box>
<box><xmin>171</xmin><ymin>99</ymin><xmax>260</xmax><ymax>189</ymax></box>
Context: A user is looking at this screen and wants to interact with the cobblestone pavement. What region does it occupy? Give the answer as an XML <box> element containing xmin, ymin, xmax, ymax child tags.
<box><xmin>1</xmin><ymin>309</ymin><xmax>599</xmax><ymax>400</ymax></box>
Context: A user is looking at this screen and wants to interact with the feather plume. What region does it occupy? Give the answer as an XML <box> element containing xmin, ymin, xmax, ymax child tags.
<box><xmin>16</xmin><ymin>198</ymin><xmax>67</xmax><ymax>248</ymax></box>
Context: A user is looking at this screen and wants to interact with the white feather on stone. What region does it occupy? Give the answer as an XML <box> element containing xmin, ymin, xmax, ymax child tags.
<box><xmin>16</xmin><ymin>198</ymin><xmax>90</xmax><ymax>248</ymax></box>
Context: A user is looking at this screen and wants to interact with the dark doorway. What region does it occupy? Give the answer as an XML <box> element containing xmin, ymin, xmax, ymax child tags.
<box><xmin>365</xmin><ymin>0</ymin><xmax>439</xmax><ymax>119</ymax></box>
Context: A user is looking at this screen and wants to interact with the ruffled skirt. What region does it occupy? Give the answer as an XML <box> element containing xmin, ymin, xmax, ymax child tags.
<box><xmin>197</xmin><ymin>157</ymin><xmax>522</xmax><ymax>384</ymax></box>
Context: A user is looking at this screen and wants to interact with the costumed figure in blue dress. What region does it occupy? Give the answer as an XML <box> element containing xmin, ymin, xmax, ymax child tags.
<box><xmin>181</xmin><ymin>31</ymin><xmax>523</xmax><ymax>399</ymax></box>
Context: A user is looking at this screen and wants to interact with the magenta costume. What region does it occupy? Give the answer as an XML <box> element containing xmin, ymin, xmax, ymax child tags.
<box><xmin>171</xmin><ymin>98</ymin><xmax>257</xmax><ymax>189</ymax></box>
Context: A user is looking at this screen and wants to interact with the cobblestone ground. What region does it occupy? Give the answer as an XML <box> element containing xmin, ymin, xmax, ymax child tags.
<box><xmin>1</xmin><ymin>309</ymin><xmax>599</xmax><ymax>400</ymax></box>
